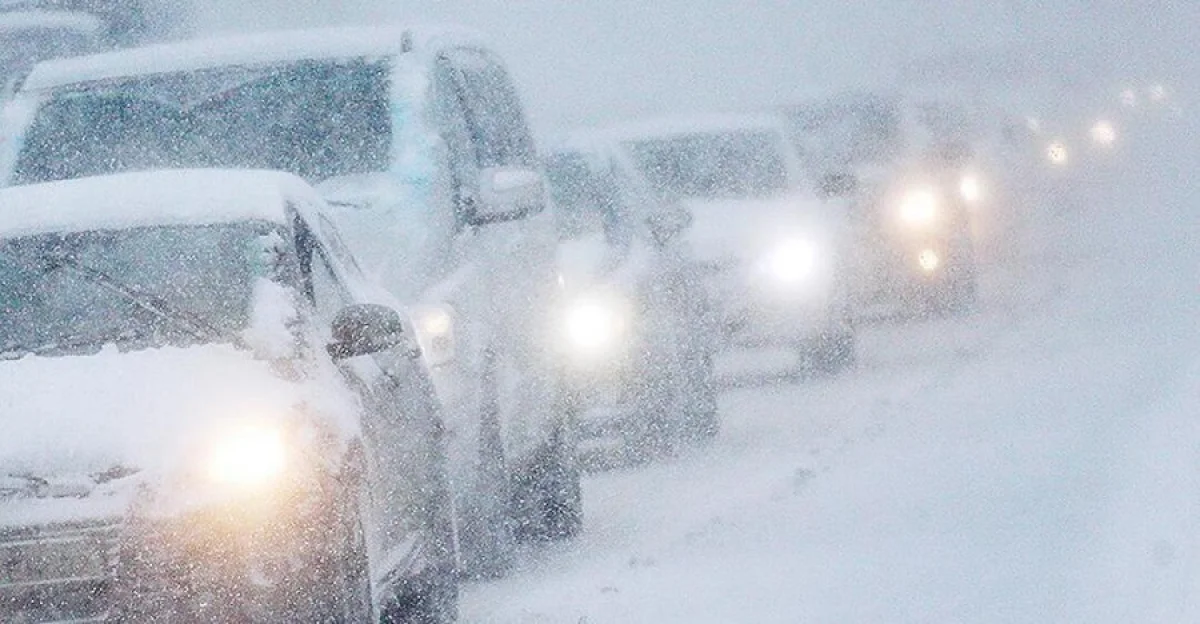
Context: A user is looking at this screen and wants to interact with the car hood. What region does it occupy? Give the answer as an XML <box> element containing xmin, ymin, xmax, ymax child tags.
<box><xmin>680</xmin><ymin>193</ymin><xmax>849</xmax><ymax>265</ymax></box>
<box><xmin>0</xmin><ymin>343</ymin><xmax>357</xmax><ymax>483</ymax></box>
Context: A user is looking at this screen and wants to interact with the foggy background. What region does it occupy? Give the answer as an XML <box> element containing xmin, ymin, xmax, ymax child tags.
<box><xmin>184</xmin><ymin>0</ymin><xmax>1196</xmax><ymax>140</ymax></box>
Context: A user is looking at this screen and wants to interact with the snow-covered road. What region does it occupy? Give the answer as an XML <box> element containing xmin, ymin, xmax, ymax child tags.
<box><xmin>461</xmin><ymin>128</ymin><xmax>1200</xmax><ymax>623</ymax></box>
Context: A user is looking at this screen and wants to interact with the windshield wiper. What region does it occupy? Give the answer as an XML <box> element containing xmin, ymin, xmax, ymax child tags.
<box><xmin>45</xmin><ymin>254</ymin><xmax>223</xmax><ymax>344</ymax></box>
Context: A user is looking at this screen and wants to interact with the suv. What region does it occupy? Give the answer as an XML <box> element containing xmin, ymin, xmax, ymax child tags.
<box><xmin>0</xmin><ymin>25</ymin><xmax>576</xmax><ymax>577</ymax></box>
<box><xmin>0</xmin><ymin>169</ymin><xmax>456</xmax><ymax>623</ymax></box>
<box><xmin>545</xmin><ymin>137</ymin><xmax>718</xmax><ymax>464</ymax></box>
<box><xmin>598</xmin><ymin>114</ymin><xmax>857</xmax><ymax>374</ymax></box>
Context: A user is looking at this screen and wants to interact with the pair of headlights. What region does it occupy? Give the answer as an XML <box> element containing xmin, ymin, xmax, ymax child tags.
<box><xmin>895</xmin><ymin>174</ymin><xmax>983</xmax><ymax>228</ymax></box>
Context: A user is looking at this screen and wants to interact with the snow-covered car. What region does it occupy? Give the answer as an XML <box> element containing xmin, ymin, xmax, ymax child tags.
<box><xmin>0</xmin><ymin>170</ymin><xmax>457</xmax><ymax>623</ymax></box>
<box><xmin>545</xmin><ymin>139</ymin><xmax>718</xmax><ymax>463</ymax></box>
<box><xmin>600</xmin><ymin>114</ymin><xmax>857</xmax><ymax>373</ymax></box>
<box><xmin>783</xmin><ymin>93</ymin><xmax>979</xmax><ymax>314</ymax></box>
<box><xmin>0</xmin><ymin>24</ymin><xmax>577</xmax><ymax>578</ymax></box>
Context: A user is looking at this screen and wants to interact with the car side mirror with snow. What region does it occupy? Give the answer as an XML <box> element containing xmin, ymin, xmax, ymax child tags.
<box><xmin>817</xmin><ymin>172</ymin><xmax>859</xmax><ymax>199</ymax></box>
<box><xmin>468</xmin><ymin>167</ymin><xmax>547</xmax><ymax>226</ymax></box>
<box><xmin>327</xmin><ymin>304</ymin><xmax>410</xmax><ymax>360</ymax></box>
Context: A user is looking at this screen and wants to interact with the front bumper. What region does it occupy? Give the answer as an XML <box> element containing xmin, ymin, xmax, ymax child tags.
<box><xmin>0</xmin><ymin>519</ymin><xmax>122</xmax><ymax>623</ymax></box>
<box><xmin>0</xmin><ymin>486</ymin><xmax>347</xmax><ymax>623</ymax></box>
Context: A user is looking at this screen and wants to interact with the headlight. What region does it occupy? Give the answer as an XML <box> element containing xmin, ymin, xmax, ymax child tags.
<box><xmin>562</xmin><ymin>295</ymin><xmax>629</xmax><ymax>356</ymax></box>
<box><xmin>764</xmin><ymin>239</ymin><xmax>818</xmax><ymax>284</ymax></box>
<box><xmin>959</xmin><ymin>174</ymin><xmax>983</xmax><ymax>203</ymax></box>
<box><xmin>898</xmin><ymin>187</ymin><xmax>940</xmax><ymax>227</ymax></box>
<box><xmin>205</xmin><ymin>424</ymin><xmax>288</xmax><ymax>490</ymax></box>
<box><xmin>1046</xmin><ymin>141</ymin><xmax>1069</xmax><ymax>166</ymax></box>
<box><xmin>1089</xmin><ymin>119</ymin><xmax>1117</xmax><ymax>147</ymax></box>
<box><xmin>917</xmin><ymin>248</ymin><xmax>941</xmax><ymax>273</ymax></box>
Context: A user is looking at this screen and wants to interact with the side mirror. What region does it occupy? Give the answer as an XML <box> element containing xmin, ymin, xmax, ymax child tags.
<box><xmin>469</xmin><ymin>167</ymin><xmax>546</xmax><ymax>226</ymax></box>
<box><xmin>327</xmin><ymin>304</ymin><xmax>408</xmax><ymax>360</ymax></box>
<box><xmin>817</xmin><ymin>172</ymin><xmax>859</xmax><ymax>199</ymax></box>
<box><xmin>645</xmin><ymin>203</ymin><xmax>693</xmax><ymax>247</ymax></box>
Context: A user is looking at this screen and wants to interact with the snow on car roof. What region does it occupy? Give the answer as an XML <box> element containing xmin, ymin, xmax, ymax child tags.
<box><xmin>0</xmin><ymin>10</ymin><xmax>103</xmax><ymax>36</ymax></box>
<box><xmin>0</xmin><ymin>169</ymin><xmax>320</xmax><ymax>238</ymax></box>
<box><xmin>21</xmin><ymin>24</ymin><xmax>487</xmax><ymax>93</ymax></box>
<box><xmin>591</xmin><ymin>113</ymin><xmax>792</xmax><ymax>145</ymax></box>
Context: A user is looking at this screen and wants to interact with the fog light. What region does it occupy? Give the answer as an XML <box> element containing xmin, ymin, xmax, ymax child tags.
<box><xmin>918</xmin><ymin>249</ymin><xmax>941</xmax><ymax>273</ymax></box>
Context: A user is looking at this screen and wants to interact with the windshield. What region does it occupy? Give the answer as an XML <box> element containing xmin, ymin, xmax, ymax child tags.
<box><xmin>785</xmin><ymin>97</ymin><xmax>904</xmax><ymax>171</ymax></box>
<box><xmin>625</xmin><ymin>130</ymin><xmax>790</xmax><ymax>200</ymax></box>
<box><xmin>0</xmin><ymin>222</ymin><xmax>274</xmax><ymax>357</ymax></box>
<box><xmin>11</xmin><ymin>58</ymin><xmax>391</xmax><ymax>185</ymax></box>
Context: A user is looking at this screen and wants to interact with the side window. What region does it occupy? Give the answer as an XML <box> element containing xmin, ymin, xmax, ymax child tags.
<box><xmin>294</xmin><ymin>216</ymin><xmax>350</xmax><ymax>326</ymax></box>
<box><xmin>441</xmin><ymin>48</ymin><xmax>537</xmax><ymax>169</ymax></box>
<box><xmin>432</xmin><ymin>57</ymin><xmax>481</xmax><ymax>227</ymax></box>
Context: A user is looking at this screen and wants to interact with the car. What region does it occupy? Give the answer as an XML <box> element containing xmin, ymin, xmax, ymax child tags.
<box><xmin>783</xmin><ymin>93</ymin><xmax>980</xmax><ymax>315</ymax></box>
<box><xmin>0</xmin><ymin>24</ymin><xmax>578</xmax><ymax>577</ymax></box>
<box><xmin>0</xmin><ymin>169</ymin><xmax>457</xmax><ymax>623</ymax></box>
<box><xmin>594</xmin><ymin>114</ymin><xmax>857</xmax><ymax>374</ymax></box>
<box><xmin>545</xmin><ymin>137</ymin><xmax>718</xmax><ymax>464</ymax></box>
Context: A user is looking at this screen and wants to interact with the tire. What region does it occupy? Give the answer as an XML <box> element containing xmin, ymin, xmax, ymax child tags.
<box><xmin>456</xmin><ymin>347</ymin><xmax>517</xmax><ymax>580</ymax></box>
<box><xmin>684</xmin><ymin>352</ymin><xmax>720</xmax><ymax>440</ymax></box>
<box><xmin>515</xmin><ymin>422</ymin><xmax>583</xmax><ymax>542</ymax></box>
<box><xmin>380</xmin><ymin>566</ymin><xmax>459</xmax><ymax>624</ymax></box>
<box><xmin>812</xmin><ymin>330</ymin><xmax>857</xmax><ymax>374</ymax></box>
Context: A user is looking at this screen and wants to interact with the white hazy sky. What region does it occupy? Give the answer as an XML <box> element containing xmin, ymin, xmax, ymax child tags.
<box><xmin>185</xmin><ymin>1</ymin><xmax>1196</xmax><ymax>138</ymax></box>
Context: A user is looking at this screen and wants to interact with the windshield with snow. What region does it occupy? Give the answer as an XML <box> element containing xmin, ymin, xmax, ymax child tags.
<box><xmin>11</xmin><ymin>58</ymin><xmax>391</xmax><ymax>185</ymax></box>
<box><xmin>625</xmin><ymin>130</ymin><xmax>790</xmax><ymax>200</ymax></box>
<box><xmin>785</xmin><ymin>97</ymin><xmax>904</xmax><ymax>171</ymax></box>
<box><xmin>0</xmin><ymin>222</ymin><xmax>272</xmax><ymax>356</ymax></box>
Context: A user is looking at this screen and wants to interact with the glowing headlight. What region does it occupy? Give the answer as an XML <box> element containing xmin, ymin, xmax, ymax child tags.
<box><xmin>563</xmin><ymin>296</ymin><xmax>628</xmax><ymax>355</ymax></box>
<box><xmin>1046</xmin><ymin>141</ymin><xmax>1069</xmax><ymax>166</ymax></box>
<box><xmin>764</xmin><ymin>239</ymin><xmax>818</xmax><ymax>284</ymax></box>
<box><xmin>1090</xmin><ymin>120</ymin><xmax>1117</xmax><ymax>147</ymax></box>
<box><xmin>899</xmin><ymin>187</ymin><xmax>940</xmax><ymax>226</ymax></box>
<box><xmin>959</xmin><ymin>174</ymin><xmax>983</xmax><ymax>203</ymax></box>
<box><xmin>917</xmin><ymin>248</ymin><xmax>941</xmax><ymax>273</ymax></box>
<box><xmin>1120</xmin><ymin>88</ymin><xmax>1138</xmax><ymax>108</ymax></box>
<box><xmin>205</xmin><ymin>424</ymin><xmax>287</xmax><ymax>489</ymax></box>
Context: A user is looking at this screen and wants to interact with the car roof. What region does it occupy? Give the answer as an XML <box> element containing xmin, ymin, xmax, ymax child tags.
<box><xmin>0</xmin><ymin>169</ymin><xmax>322</xmax><ymax>238</ymax></box>
<box><xmin>20</xmin><ymin>23</ymin><xmax>487</xmax><ymax>93</ymax></box>
<box><xmin>588</xmin><ymin>113</ymin><xmax>792</xmax><ymax>145</ymax></box>
<box><xmin>0</xmin><ymin>10</ymin><xmax>103</xmax><ymax>36</ymax></box>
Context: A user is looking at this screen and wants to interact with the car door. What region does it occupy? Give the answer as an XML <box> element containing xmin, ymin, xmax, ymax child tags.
<box><xmin>434</xmin><ymin>47</ymin><xmax>560</xmax><ymax>463</ymax></box>
<box><xmin>294</xmin><ymin>211</ymin><xmax>453</xmax><ymax>589</ymax></box>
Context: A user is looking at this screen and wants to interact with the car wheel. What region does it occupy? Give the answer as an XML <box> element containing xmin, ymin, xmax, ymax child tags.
<box><xmin>812</xmin><ymin>330</ymin><xmax>857</xmax><ymax>374</ymax></box>
<box><xmin>515</xmin><ymin>420</ymin><xmax>583</xmax><ymax>541</ymax></box>
<box><xmin>456</xmin><ymin>347</ymin><xmax>517</xmax><ymax>580</ymax></box>
<box><xmin>683</xmin><ymin>351</ymin><xmax>720</xmax><ymax>440</ymax></box>
<box><xmin>380</xmin><ymin>566</ymin><xmax>459</xmax><ymax>624</ymax></box>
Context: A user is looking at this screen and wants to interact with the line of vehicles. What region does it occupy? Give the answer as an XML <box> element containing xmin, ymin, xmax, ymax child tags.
<box><xmin>0</xmin><ymin>12</ymin><xmax>1180</xmax><ymax>624</ymax></box>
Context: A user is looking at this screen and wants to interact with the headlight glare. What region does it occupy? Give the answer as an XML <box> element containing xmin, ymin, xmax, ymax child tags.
<box><xmin>765</xmin><ymin>239</ymin><xmax>818</xmax><ymax>284</ymax></box>
<box><xmin>563</xmin><ymin>296</ymin><xmax>628</xmax><ymax>355</ymax></box>
<box><xmin>1046</xmin><ymin>141</ymin><xmax>1069</xmax><ymax>166</ymax></box>
<box><xmin>899</xmin><ymin>187</ymin><xmax>940</xmax><ymax>226</ymax></box>
<box><xmin>959</xmin><ymin>174</ymin><xmax>982</xmax><ymax>203</ymax></box>
<box><xmin>205</xmin><ymin>424</ymin><xmax>287</xmax><ymax>490</ymax></box>
<box><xmin>1090</xmin><ymin>119</ymin><xmax>1117</xmax><ymax>147</ymax></box>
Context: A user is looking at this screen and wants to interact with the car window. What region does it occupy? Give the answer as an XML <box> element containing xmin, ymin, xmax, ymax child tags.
<box><xmin>433</xmin><ymin>56</ymin><xmax>483</xmax><ymax>226</ymax></box>
<box><xmin>441</xmin><ymin>48</ymin><xmax>537</xmax><ymax>168</ymax></box>
<box><xmin>11</xmin><ymin>58</ymin><xmax>392</xmax><ymax>185</ymax></box>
